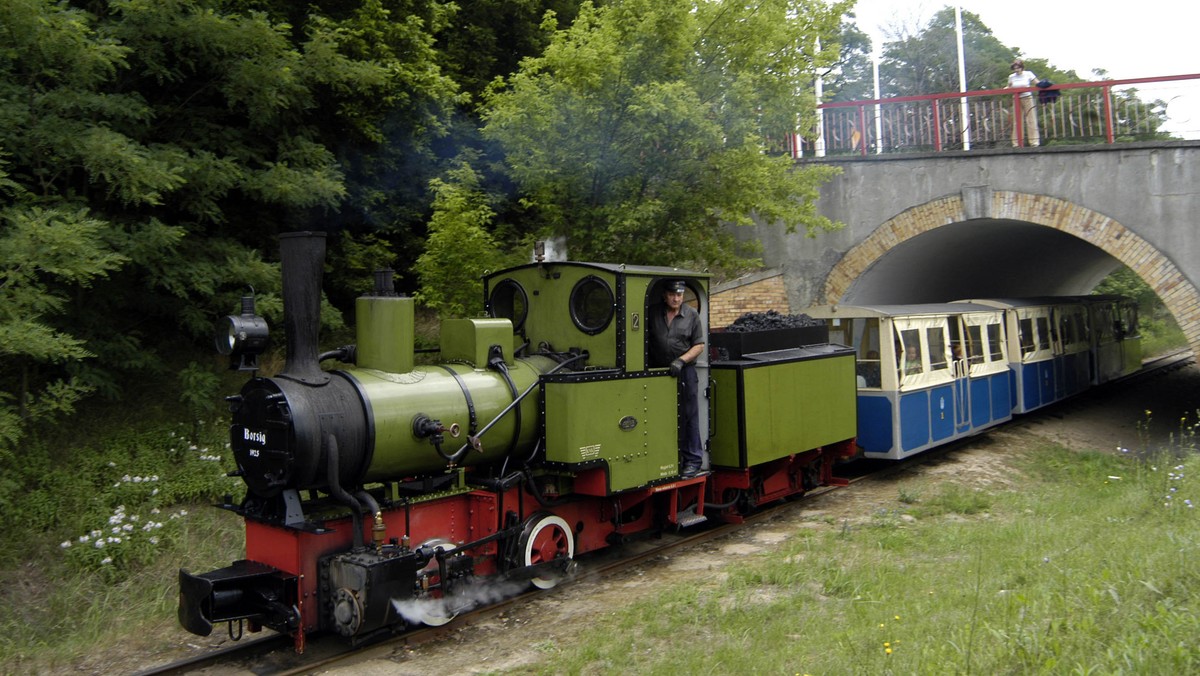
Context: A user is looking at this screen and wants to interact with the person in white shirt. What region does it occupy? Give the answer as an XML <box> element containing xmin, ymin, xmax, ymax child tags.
<box><xmin>1008</xmin><ymin>60</ymin><xmax>1040</xmax><ymax>147</ymax></box>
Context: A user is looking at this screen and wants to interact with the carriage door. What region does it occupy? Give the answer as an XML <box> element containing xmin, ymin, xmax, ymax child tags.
<box><xmin>1049</xmin><ymin>307</ymin><xmax>1067</xmax><ymax>400</ymax></box>
<box><xmin>948</xmin><ymin>318</ymin><xmax>970</xmax><ymax>433</ymax></box>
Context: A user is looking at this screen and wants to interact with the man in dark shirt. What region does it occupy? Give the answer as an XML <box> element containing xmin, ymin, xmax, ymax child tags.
<box><xmin>648</xmin><ymin>280</ymin><xmax>705</xmax><ymax>477</ymax></box>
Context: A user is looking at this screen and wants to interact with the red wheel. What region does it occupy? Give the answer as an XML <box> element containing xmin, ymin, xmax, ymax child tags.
<box><xmin>519</xmin><ymin>514</ymin><xmax>574</xmax><ymax>589</ymax></box>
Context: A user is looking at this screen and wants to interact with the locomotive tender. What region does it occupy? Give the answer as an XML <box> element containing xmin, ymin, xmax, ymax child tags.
<box><xmin>179</xmin><ymin>232</ymin><xmax>858</xmax><ymax>651</ymax></box>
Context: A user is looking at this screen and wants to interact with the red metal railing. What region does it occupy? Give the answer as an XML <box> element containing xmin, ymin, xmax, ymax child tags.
<box><xmin>786</xmin><ymin>73</ymin><xmax>1200</xmax><ymax>157</ymax></box>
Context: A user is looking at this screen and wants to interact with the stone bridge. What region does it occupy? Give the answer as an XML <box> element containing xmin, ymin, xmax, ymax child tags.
<box><xmin>740</xmin><ymin>141</ymin><xmax>1200</xmax><ymax>359</ymax></box>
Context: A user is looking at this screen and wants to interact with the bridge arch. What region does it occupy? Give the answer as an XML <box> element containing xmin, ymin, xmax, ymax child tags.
<box><xmin>823</xmin><ymin>191</ymin><xmax>1200</xmax><ymax>359</ymax></box>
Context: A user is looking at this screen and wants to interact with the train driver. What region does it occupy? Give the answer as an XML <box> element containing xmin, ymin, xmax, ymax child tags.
<box><xmin>648</xmin><ymin>280</ymin><xmax>705</xmax><ymax>478</ymax></box>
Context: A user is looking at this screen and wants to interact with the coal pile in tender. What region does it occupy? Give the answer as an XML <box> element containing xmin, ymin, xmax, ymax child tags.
<box><xmin>724</xmin><ymin>310</ymin><xmax>823</xmax><ymax>333</ymax></box>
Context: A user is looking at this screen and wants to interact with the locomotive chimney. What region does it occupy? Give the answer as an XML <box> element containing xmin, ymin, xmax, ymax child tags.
<box><xmin>278</xmin><ymin>231</ymin><xmax>331</xmax><ymax>385</ymax></box>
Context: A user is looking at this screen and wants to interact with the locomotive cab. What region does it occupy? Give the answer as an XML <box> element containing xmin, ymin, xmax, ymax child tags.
<box><xmin>484</xmin><ymin>262</ymin><xmax>710</xmax><ymax>372</ymax></box>
<box><xmin>484</xmin><ymin>262</ymin><xmax>711</xmax><ymax>493</ymax></box>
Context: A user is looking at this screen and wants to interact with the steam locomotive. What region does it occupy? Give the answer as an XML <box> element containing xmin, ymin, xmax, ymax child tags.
<box><xmin>179</xmin><ymin>232</ymin><xmax>858</xmax><ymax>652</ymax></box>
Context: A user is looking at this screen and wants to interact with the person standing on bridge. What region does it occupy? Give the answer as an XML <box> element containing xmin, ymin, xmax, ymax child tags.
<box><xmin>1008</xmin><ymin>60</ymin><xmax>1040</xmax><ymax>147</ymax></box>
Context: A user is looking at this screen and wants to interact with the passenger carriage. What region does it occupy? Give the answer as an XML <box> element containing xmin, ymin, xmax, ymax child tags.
<box><xmin>959</xmin><ymin>299</ymin><xmax>1092</xmax><ymax>414</ymax></box>
<box><xmin>1082</xmin><ymin>295</ymin><xmax>1142</xmax><ymax>384</ymax></box>
<box><xmin>805</xmin><ymin>304</ymin><xmax>1012</xmax><ymax>459</ymax></box>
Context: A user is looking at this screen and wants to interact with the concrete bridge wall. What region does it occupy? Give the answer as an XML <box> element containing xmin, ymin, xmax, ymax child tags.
<box><xmin>744</xmin><ymin>141</ymin><xmax>1200</xmax><ymax>359</ymax></box>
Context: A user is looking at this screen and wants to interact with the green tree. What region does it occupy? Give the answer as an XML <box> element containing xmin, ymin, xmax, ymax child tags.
<box><xmin>414</xmin><ymin>157</ymin><xmax>509</xmax><ymax>317</ymax></box>
<box><xmin>301</xmin><ymin>0</ymin><xmax>464</xmax><ymax>277</ymax></box>
<box><xmin>824</xmin><ymin>19</ymin><xmax>876</xmax><ymax>102</ymax></box>
<box><xmin>0</xmin><ymin>203</ymin><xmax>126</xmax><ymax>456</ymax></box>
<box><xmin>436</xmin><ymin>0</ymin><xmax>586</xmax><ymax>106</ymax></box>
<box><xmin>481</xmin><ymin>0</ymin><xmax>846</xmax><ymax>272</ymax></box>
<box><xmin>0</xmin><ymin>0</ymin><xmax>457</xmax><ymax>447</ymax></box>
<box><xmin>876</xmin><ymin>7</ymin><xmax>1015</xmax><ymax>97</ymax></box>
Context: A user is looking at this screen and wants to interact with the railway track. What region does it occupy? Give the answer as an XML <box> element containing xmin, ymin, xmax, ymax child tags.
<box><xmin>138</xmin><ymin>348</ymin><xmax>1194</xmax><ymax>675</ymax></box>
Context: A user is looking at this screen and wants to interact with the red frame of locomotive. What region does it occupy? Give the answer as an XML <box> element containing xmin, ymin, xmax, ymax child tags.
<box><xmin>240</xmin><ymin>444</ymin><xmax>852</xmax><ymax>652</ymax></box>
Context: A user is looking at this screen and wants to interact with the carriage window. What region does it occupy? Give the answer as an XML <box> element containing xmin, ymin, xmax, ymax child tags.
<box><xmin>947</xmin><ymin>321</ymin><xmax>963</xmax><ymax>362</ymax></box>
<box><xmin>827</xmin><ymin>318</ymin><xmax>848</xmax><ymax>346</ymax></box>
<box><xmin>967</xmin><ymin>325</ymin><xmax>984</xmax><ymax>365</ymax></box>
<box><xmin>926</xmin><ymin>328</ymin><xmax>948</xmax><ymax>371</ymax></box>
<box><xmin>1059</xmin><ymin>313</ymin><xmax>1074</xmax><ymax>345</ymax></box>
<box><xmin>1076</xmin><ymin>313</ymin><xmax>1090</xmax><ymax>341</ymax></box>
<box><xmin>1124</xmin><ymin>305</ymin><xmax>1139</xmax><ymax>337</ymax></box>
<box><xmin>569</xmin><ymin>276</ymin><xmax>615</xmax><ymax>335</ymax></box>
<box><xmin>1094</xmin><ymin>307</ymin><xmax>1113</xmax><ymax>342</ymax></box>
<box><xmin>1018</xmin><ymin>318</ymin><xmax>1035</xmax><ymax>355</ymax></box>
<box><xmin>488</xmin><ymin>279</ymin><xmax>528</xmax><ymax>331</ymax></box>
<box><xmin>988</xmin><ymin>324</ymin><xmax>1004</xmax><ymax>361</ymax></box>
<box><xmin>855</xmin><ymin>318</ymin><xmax>882</xmax><ymax>388</ymax></box>
<box><xmin>898</xmin><ymin>328</ymin><xmax>922</xmax><ymax>377</ymax></box>
<box><xmin>1036</xmin><ymin>317</ymin><xmax>1051</xmax><ymax>349</ymax></box>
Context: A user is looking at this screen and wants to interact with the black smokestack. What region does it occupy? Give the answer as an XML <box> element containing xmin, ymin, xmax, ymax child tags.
<box><xmin>278</xmin><ymin>231</ymin><xmax>330</xmax><ymax>385</ymax></box>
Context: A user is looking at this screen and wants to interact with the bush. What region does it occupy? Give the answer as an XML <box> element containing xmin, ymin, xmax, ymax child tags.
<box><xmin>0</xmin><ymin>419</ymin><xmax>241</xmax><ymax>578</ymax></box>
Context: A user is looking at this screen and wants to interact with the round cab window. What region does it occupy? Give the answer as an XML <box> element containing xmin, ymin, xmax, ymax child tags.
<box><xmin>488</xmin><ymin>279</ymin><xmax>528</xmax><ymax>330</ymax></box>
<box><xmin>570</xmin><ymin>276</ymin><xmax>615</xmax><ymax>335</ymax></box>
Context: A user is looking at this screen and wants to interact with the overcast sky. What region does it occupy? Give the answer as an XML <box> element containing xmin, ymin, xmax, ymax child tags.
<box><xmin>846</xmin><ymin>0</ymin><xmax>1200</xmax><ymax>137</ymax></box>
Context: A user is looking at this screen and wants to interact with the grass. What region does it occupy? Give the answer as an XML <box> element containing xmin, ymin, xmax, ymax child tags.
<box><xmin>1141</xmin><ymin>316</ymin><xmax>1187</xmax><ymax>358</ymax></box>
<box><xmin>0</xmin><ymin>382</ymin><xmax>247</xmax><ymax>673</ymax></box>
<box><xmin>516</xmin><ymin>440</ymin><xmax>1200</xmax><ymax>675</ymax></box>
<box><xmin>0</xmin><ymin>502</ymin><xmax>245</xmax><ymax>673</ymax></box>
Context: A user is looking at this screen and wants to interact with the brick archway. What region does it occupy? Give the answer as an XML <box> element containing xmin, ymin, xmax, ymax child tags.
<box><xmin>824</xmin><ymin>191</ymin><xmax>1200</xmax><ymax>360</ymax></box>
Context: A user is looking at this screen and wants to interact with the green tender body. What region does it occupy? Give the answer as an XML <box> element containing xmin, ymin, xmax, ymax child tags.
<box><xmin>543</xmin><ymin>374</ymin><xmax>679</xmax><ymax>492</ymax></box>
<box><xmin>709</xmin><ymin>349</ymin><xmax>857</xmax><ymax>468</ymax></box>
